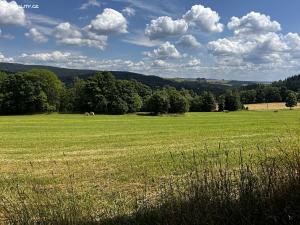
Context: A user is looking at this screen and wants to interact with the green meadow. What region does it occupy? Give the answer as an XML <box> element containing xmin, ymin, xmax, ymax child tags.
<box><xmin>0</xmin><ymin>111</ymin><xmax>299</xmax><ymax>195</ymax></box>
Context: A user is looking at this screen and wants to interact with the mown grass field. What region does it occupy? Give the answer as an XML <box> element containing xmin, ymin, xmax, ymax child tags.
<box><xmin>0</xmin><ymin>111</ymin><xmax>299</xmax><ymax>210</ymax></box>
<box><xmin>245</xmin><ymin>102</ymin><xmax>300</xmax><ymax>110</ymax></box>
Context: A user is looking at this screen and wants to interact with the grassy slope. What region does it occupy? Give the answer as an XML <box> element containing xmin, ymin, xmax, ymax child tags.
<box><xmin>0</xmin><ymin>111</ymin><xmax>299</xmax><ymax>209</ymax></box>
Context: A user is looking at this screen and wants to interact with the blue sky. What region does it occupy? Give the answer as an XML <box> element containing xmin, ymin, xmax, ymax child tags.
<box><xmin>1</xmin><ymin>0</ymin><xmax>300</xmax><ymax>81</ymax></box>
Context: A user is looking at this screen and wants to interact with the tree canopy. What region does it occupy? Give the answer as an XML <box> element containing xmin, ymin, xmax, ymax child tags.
<box><xmin>0</xmin><ymin>70</ymin><xmax>248</xmax><ymax>115</ymax></box>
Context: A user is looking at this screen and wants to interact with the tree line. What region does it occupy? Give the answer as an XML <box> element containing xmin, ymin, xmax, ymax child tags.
<box><xmin>239</xmin><ymin>75</ymin><xmax>300</xmax><ymax>105</ymax></box>
<box><xmin>0</xmin><ymin>70</ymin><xmax>246</xmax><ymax>115</ymax></box>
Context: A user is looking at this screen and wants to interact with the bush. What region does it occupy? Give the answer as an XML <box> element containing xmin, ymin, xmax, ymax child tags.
<box><xmin>285</xmin><ymin>91</ymin><xmax>298</xmax><ymax>109</ymax></box>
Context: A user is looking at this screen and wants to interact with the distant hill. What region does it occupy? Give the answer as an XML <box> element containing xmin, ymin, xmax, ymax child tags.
<box><xmin>0</xmin><ymin>62</ymin><xmax>258</xmax><ymax>95</ymax></box>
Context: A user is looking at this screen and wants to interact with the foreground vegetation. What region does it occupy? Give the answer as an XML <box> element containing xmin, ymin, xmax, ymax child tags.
<box><xmin>0</xmin><ymin>111</ymin><xmax>299</xmax><ymax>224</ymax></box>
<box><xmin>0</xmin><ymin>130</ymin><xmax>300</xmax><ymax>225</ymax></box>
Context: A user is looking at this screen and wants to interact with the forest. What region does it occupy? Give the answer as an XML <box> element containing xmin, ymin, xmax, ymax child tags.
<box><xmin>0</xmin><ymin>69</ymin><xmax>299</xmax><ymax>115</ymax></box>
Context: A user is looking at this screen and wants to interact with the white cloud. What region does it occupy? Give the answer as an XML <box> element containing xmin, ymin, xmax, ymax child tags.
<box><xmin>53</xmin><ymin>22</ymin><xmax>107</xmax><ymax>50</ymax></box>
<box><xmin>244</xmin><ymin>33</ymin><xmax>288</xmax><ymax>64</ymax></box>
<box><xmin>284</xmin><ymin>33</ymin><xmax>300</xmax><ymax>51</ymax></box>
<box><xmin>17</xmin><ymin>51</ymin><xmax>148</xmax><ymax>72</ymax></box>
<box><xmin>208</xmin><ymin>32</ymin><xmax>293</xmax><ymax>66</ymax></box>
<box><xmin>25</xmin><ymin>13</ymin><xmax>64</xmax><ymax>39</ymax></box>
<box><xmin>122</xmin><ymin>7</ymin><xmax>136</xmax><ymax>17</ymax></box>
<box><xmin>176</xmin><ymin>35</ymin><xmax>201</xmax><ymax>48</ymax></box>
<box><xmin>187</xmin><ymin>58</ymin><xmax>201</xmax><ymax>66</ymax></box>
<box><xmin>151</xmin><ymin>59</ymin><xmax>171</xmax><ymax>68</ymax></box>
<box><xmin>87</xmin><ymin>8</ymin><xmax>128</xmax><ymax>35</ymax></box>
<box><xmin>149</xmin><ymin>59</ymin><xmax>201</xmax><ymax>71</ymax></box>
<box><xmin>0</xmin><ymin>52</ymin><xmax>14</xmax><ymax>63</ymax></box>
<box><xmin>25</xmin><ymin>28</ymin><xmax>48</xmax><ymax>43</ymax></box>
<box><xmin>145</xmin><ymin>16</ymin><xmax>188</xmax><ymax>40</ymax></box>
<box><xmin>19</xmin><ymin>51</ymin><xmax>74</xmax><ymax>63</ymax></box>
<box><xmin>206</xmin><ymin>11</ymin><xmax>297</xmax><ymax>69</ymax></box>
<box><xmin>228</xmin><ymin>12</ymin><xmax>281</xmax><ymax>35</ymax></box>
<box><xmin>18</xmin><ymin>51</ymin><xmax>99</xmax><ymax>69</ymax></box>
<box><xmin>53</xmin><ymin>22</ymin><xmax>82</xmax><ymax>40</ymax></box>
<box><xmin>183</xmin><ymin>4</ymin><xmax>223</xmax><ymax>33</ymax></box>
<box><xmin>80</xmin><ymin>0</ymin><xmax>101</xmax><ymax>10</ymax></box>
<box><xmin>0</xmin><ymin>0</ymin><xmax>26</xmax><ymax>26</ymax></box>
<box><xmin>144</xmin><ymin>41</ymin><xmax>181</xmax><ymax>59</ymax></box>
<box><xmin>207</xmin><ymin>37</ymin><xmax>252</xmax><ymax>56</ymax></box>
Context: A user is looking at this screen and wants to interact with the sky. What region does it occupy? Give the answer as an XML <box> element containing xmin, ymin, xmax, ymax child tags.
<box><xmin>1</xmin><ymin>0</ymin><xmax>300</xmax><ymax>81</ymax></box>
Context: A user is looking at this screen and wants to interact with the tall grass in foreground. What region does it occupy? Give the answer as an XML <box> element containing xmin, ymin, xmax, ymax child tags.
<box><xmin>0</xmin><ymin>140</ymin><xmax>300</xmax><ymax>225</ymax></box>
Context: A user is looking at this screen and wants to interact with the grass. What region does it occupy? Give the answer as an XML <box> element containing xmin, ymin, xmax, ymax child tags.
<box><xmin>0</xmin><ymin>111</ymin><xmax>300</xmax><ymax>224</ymax></box>
<box><xmin>245</xmin><ymin>102</ymin><xmax>300</xmax><ymax>110</ymax></box>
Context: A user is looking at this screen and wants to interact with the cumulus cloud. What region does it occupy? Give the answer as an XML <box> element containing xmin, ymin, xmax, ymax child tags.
<box><xmin>176</xmin><ymin>35</ymin><xmax>201</xmax><ymax>48</ymax></box>
<box><xmin>17</xmin><ymin>51</ymin><xmax>147</xmax><ymax>72</ymax></box>
<box><xmin>0</xmin><ymin>0</ymin><xmax>26</xmax><ymax>26</ymax></box>
<box><xmin>0</xmin><ymin>52</ymin><xmax>14</xmax><ymax>63</ymax></box>
<box><xmin>52</xmin><ymin>9</ymin><xmax>127</xmax><ymax>50</ymax></box>
<box><xmin>208</xmin><ymin>31</ymin><xmax>294</xmax><ymax>66</ymax></box>
<box><xmin>25</xmin><ymin>28</ymin><xmax>48</xmax><ymax>43</ymax></box>
<box><xmin>150</xmin><ymin>59</ymin><xmax>201</xmax><ymax>71</ymax></box>
<box><xmin>207</xmin><ymin>37</ymin><xmax>251</xmax><ymax>56</ymax></box>
<box><xmin>228</xmin><ymin>12</ymin><xmax>281</xmax><ymax>35</ymax></box>
<box><xmin>79</xmin><ymin>0</ymin><xmax>101</xmax><ymax>10</ymax></box>
<box><xmin>145</xmin><ymin>16</ymin><xmax>188</xmax><ymax>40</ymax></box>
<box><xmin>144</xmin><ymin>41</ymin><xmax>181</xmax><ymax>59</ymax></box>
<box><xmin>53</xmin><ymin>22</ymin><xmax>82</xmax><ymax>40</ymax></box>
<box><xmin>205</xmin><ymin>11</ymin><xmax>300</xmax><ymax>69</ymax></box>
<box><xmin>187</xmin><ymin>58</ymin><xmax>201</xmax><ymax>66</ymax></box>
<box><xmin>53</xmin><ymin>22</ymin><xmax>107</xmax><ymax>50</ymax></box>
<box><xmin>87</xmin><ymin>8</ymin><xmax>128</xmax><ymax>35</ymax></box>
<box><xmin>19</xmin><ymin>51</ymin><xmax>75</xmax><ymax>63</ymax></box>
<box><xmin>151</xmin><ymin>59</ymin><xmax>171</xmax><ymax>68</ymax></box>
<box><xmin>144</xmin><ymin>4</ymin><xmax>223</xmax><ymax>39</ymax></box>
<box><xmin>18</xmin><ymin>51</ymin><xmax>99</xmax><ymax>69</ymax></box>
<box><xmin>183</xmin><ymin>4</ymin><xmax>223</xmax><ymax>33</ymax></box>
<box><xmin>122</xmin><ymin>7</ymin><xmax>136</xmax><ymax>17</ymax></box>
<box><xmin>284</xmin><ymin>33</ymin><xmax>300</xmax><ymax>51</ymax></box>
<box><xmin>244</xmin><ymin>33</ymin><xmax>288</xmax><ymax>64</ymax></box>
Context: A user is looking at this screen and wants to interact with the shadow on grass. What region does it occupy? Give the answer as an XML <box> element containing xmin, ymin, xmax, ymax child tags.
<box><xmin>136</xmin><ymin>112</ymin><xmax>186</xmax><ymax>117</ymax></box>
<box><xmin>100</xmin><ymin>157</ymin><xmax>300</xmax><ymax>225</ymax></box>
<box><xmin>136</xmin><ymin>112</ymin><xmax>157</xmax><ymax>116</ymax></box>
